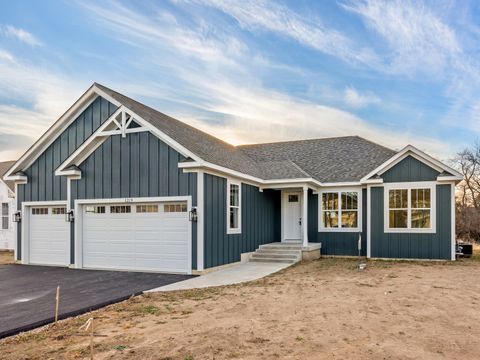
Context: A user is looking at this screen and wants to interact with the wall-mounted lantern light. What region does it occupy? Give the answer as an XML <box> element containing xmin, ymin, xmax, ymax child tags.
<box><xmin>13</xmin><ymin>211</ymin><xmax>21</xmax><ymax>223</ymax></box>
<box><xmin>189</xmin><ymin>207</ymin><xmax>198</xmax><ymax>222</ymax></box>
<box><xmin>65</xmin><ymin>209</ymin><xmax>75</xmax><ymax>222</ymax></box>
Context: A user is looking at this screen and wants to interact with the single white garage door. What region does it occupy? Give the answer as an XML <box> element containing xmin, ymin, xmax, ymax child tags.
<box><xmin>82</xmin><ymin>202</ymin><xmax>190</xmax><ymax>273</ymax></box>
<box><xmin>29</xmin><ymin>206</ymin><xmax>69</xmax><ymax>266</ymax></box>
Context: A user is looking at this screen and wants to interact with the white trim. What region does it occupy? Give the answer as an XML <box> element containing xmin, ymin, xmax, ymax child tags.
<box><xmin>74</xmin><ymin>196</ymin><xmax>192</xmax><ymax>274</ymax></box>
<box><xmin>226</xmin><ymin>179</ymin><xmax>242</xmax><ymax>234</ymax></box>
<box><xmin>318</xmin><ymin>187</ymin><xmax>363</xmax><ymax>233</ymax></box>
<box><xmin>21</xmin><ymin>200</ymin><xmax>69</xmax><ymax>265</ymax></box>
<box><xmin>451</xmin><ymin>182</ymin><xmax>456</xmax><ymax>261</ymax></box>
<box><xmin>4</xmin><ymin>85</ymin><xmax>117</xmax><ymax>181</ymax></box>
<box><xmin>438</xmin><ymin>175</ymin><xmax>462</xmax><ymax>182</ymax></box>
<box><xmin>302</xmin><ymin>186</ymin><xmax>308</xmax><ymax>247</ymax></box>
<box><xmin>383</xmin><ymin>182</ymin><xmax>436</xmax><ymax>234</ymax></box>
<box><xmin>366</xmin><ymin>185</ymin><xmax>371</xmax><ymax>258</ymax></box>
<box><xmin>361</xmin><ymin>145</ymin><xmax>463</xmax><ymax>183</ymax></box>
<box><xmin>197</xmin><ymin>171</ymin><xmax>204</xmax><ymax>270</ymax></box>
<box><xmin>13</xmin><ymin>183</ymin><xmax>18</xmax><ymax>261</ymax></box>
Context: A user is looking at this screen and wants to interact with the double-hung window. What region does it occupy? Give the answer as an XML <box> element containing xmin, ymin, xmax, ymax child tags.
<box><xmin>227</xmin><ymin>180</ymin><xmax>241</xmax><ymax>234</ymax></box>
<box><xmin>385</xmin><ymin>183</ymin><xmax>435</xmax><ymax>233</ymax></box>
<box><xmin>1</xmin><ymin>203</ymin><xmax>8</xmax><ymax>230</ymax></box>
<box><xmin>319</xmin><ymin>190</ymin><xmax>361</xmax><ymax>231</ymax></box>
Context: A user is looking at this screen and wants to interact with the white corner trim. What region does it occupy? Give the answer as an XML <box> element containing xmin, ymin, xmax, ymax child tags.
<box><xmin>226</xmin><ymin>178</ymin><xmax>242</xmax><ymax>235</ymax></box>
<box><xmin>366</xmin><ymin>185</ymin><xmax>371</xmax><ymax>258</ymax></box>
<box><xmin>318</xmin><ymin>187</ymin><xmax>363</xmax><ymax>233</ymax></box>
<box><xmin>383</xmin><ymin>182</ymin><xmax>437</xmax><ymax>234</ymax></box>
<box><xmin>197</xmin><ymin>171</ymin><xmax>204</xmax><ymax>271</ymax></box>
<box><xmin>360</xmin><ymin>145</ymin><xmax>463</xmax><ymax>182</ymax></box>
<box><xmin>451</xmin><ymin>182</ymin><xmax>456</xmax><ymax>261</ymax></box>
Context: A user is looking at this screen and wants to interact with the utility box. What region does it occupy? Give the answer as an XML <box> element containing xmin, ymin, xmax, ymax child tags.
<box><xmin>456</xmin><ymin>243</ymin><xmax>473</xmax><ymax>258</ymax></box>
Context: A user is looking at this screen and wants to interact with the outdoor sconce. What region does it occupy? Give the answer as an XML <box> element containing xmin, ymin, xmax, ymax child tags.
<box><xmin>189</xmin><ymin>207</ymin><xmax>198</xmax><ymax>222</ymax></box>
<box><xmin>65</xmin><ymin>209</ymin><xmax>75</xmax><ymax>223</ymax></box>
<box><xmin>13</xmin><ymin>211</ymin><xmax>21</xmax><ymax>223</ymax></box>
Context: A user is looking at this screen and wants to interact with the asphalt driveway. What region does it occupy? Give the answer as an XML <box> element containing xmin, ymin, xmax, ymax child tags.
<box><xmin>0</xmin><ymin>264</ymin><xmax>193</xmax><ymax>338</ymax></box>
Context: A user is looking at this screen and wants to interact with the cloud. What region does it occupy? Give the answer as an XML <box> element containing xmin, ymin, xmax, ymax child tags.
<box><xmin>343</xmin><ymin>86</ymin><xmax>380</xmax><ymax>108</ymax></box>
<box><xmin>188</xmin><ymin>0</ymin><xmax>380</xmax><ymax>67</ymax></box>
<box><xmin>2</xmin><ymin>25</ymin><xmax>42</xmax><ymax>46</ymax></box>
<box><xmin>79</xmin><ymin>0</ymin><xmax>457</xmax><ymax>161</ymax></box>
<box><xmin>0</xmin><ymin>51</ymin><xmax>86</xmax><ymax>160</ymax></box>
<box><xmin>341</xmin><ymin>0</ymin><xmax>463</xmax><ymax>76</ymax></box>
<box><xmin>0</xmin><ymin>50</ymin><xmax>15</xmax><ymax>63</ymax></box>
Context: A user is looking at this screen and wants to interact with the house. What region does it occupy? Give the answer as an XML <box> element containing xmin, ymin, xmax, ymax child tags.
<box><xmin>0</xmin><ymin>161</ymin><xmax>16</xmax><ymax>251</ymax></box>
<box><xmin>4</xmin><ymin>83</ymin><xmax>463</xmax><ymax>274</ymax></box>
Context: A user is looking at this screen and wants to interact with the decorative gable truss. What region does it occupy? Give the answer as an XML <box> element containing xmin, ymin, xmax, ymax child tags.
<box><xmin>98</xmin><ymin>107</ymin><xmax>147</xmax><ymax>138</ymax></box>
<box><xmin>55</xmin><ymin>106</ymin><xmax>151</xmax><ymax>178</ymax></box>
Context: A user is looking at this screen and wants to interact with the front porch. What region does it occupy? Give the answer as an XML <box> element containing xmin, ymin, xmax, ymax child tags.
<box><xmin>249</xmin><ymin>242</ymin><xmax>322</xmax><ymax>264</ymax></box>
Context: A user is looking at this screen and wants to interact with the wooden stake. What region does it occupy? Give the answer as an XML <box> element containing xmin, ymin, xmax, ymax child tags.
<box><xmin>90</xmin><ymin>318</ymin><xmax>94</xmax><ymax>360</ymax></box>
<box><xmin>55</xmin><ymin>286</ymin><xmax>60</xmax><ymax>323</ymax></box>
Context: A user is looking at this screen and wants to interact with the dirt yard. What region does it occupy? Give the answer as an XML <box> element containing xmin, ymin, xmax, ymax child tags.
<box><xmin>0</xmin><ymin>250</ymin><xmax>13</xmax><ymax>264</ymax></box>
<box><xmin>2</xmin><ymin>256</ymin><xmax>480</xmax><ymax>360</ymax></box>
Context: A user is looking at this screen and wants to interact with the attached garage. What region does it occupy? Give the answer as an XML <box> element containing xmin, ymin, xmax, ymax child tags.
<box><xmin>23</xmin><ymin>203</ymin><xmax>70</xmax><ymax>266</ymax></box>
<box><xmin>75</xmin><ymin>198</ymin><xmax>192</xmax><ymax>274</ymax></box>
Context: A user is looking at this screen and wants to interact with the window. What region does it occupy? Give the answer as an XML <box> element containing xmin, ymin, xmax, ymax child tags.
<box><xmin>385</xmin><ymin>183</ymin><xmax>435</xmax><ymax>233</ymax></box>
<box><xmin>2</xmin><ymin>203</ymin><xmax>8</xmax><ymax>230</ymax></box>
<box><xmin>110</xmin><ymin>205</ymin><xmax>131</xmax><ymax>214</ymax></box>
<box><xmin>319</xmin><ymin>190</ymin><xmax>361</xmax><ymax>231</ymax></box>
<box><xmin>32</xmin><ymin>207</ymin><xmax>48</xmax><ymax>215</ymax></box>
<box><xmin>227</xmin><ymin>180</ymin><xmax>241</xmax><ymax>234</ymax></box>
<box><xmin>137</xmin><ymin>204</ymin><xmax>159</xmax><ymax>213</ymax></box>
<box><xmin>164</xmin><ymin>203</ymin><xmax>187</xmax><ymax>213</ymax></box>
<box><xmin>85</xmin><ymin>206</ymin><xmax>106</xmax><ymax>214</ymax></box>
<box><xmin>52</xmin><ymin>207</ymin><xmax>66</xmax><ymax>215</ymax></box>
<box><xmin>288</xmin><ymin>195</ymin><xmax>299</xmax><ymax>202</ymax></box>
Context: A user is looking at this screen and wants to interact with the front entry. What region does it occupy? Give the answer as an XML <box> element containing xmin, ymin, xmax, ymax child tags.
<box><xmin>283</xmin><ymin>191</ymin><xmax>302</xmax><ymax>241</ymax></box>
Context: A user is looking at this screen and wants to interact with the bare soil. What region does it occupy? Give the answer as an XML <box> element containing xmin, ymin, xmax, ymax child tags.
<box><xmin>0</xmin><ymin>250</ymin><xmax>14</xmax><ymax>264</ymax></box>
<box><xmin>2</xmin><ymin>255</ymin><xmax>480</xmax><ymax>359</ymax></box>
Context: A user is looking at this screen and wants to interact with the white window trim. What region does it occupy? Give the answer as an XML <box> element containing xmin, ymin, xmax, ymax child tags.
<box><xmin>383</xmin><ymin>182</ymin><xmax>436</xmax><ymax>234</ymax></box>
<box><xmin>318</xmin><ymin>188</ymin><xmax>362</xmax><ymax>233</ymax></box>
<box><xmin>227</xmin><ymin>179</ymin><xmax>242</xmax><ymax>234</ymax></box>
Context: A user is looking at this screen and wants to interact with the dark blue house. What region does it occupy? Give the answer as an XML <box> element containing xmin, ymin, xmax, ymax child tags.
<box><xmin>4</xmin><ymin>84</ymin><xmax>463</xmax><ymax>274</ymax></box>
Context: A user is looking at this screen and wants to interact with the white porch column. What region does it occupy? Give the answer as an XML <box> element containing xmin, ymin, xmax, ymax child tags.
<box><xmin>302</xmin><ymin>186</ymin><xmax>308</xmax><ymax>247</ymax></box>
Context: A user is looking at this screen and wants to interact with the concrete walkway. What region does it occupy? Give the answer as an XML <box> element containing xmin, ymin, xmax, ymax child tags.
<box><xmin>148</xmin><ymin>261</ymin><xmax>291</xmax><ymax>292</ymax></box>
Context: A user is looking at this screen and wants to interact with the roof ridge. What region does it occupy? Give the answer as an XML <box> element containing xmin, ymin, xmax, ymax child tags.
<box><xmin>95</xmin><ymin>83</ymin><xmax>240</xmax><ymax>150</ymax></box>
<box><xmin>237</xmin><ymin>135</ymin><xmax>362</xmax><ymax>148</ymax></box>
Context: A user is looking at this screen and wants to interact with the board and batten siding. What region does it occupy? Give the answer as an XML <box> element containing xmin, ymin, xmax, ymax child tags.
<box><xmin>382</xmin><ymin>155</ymin><xmax>439</xmax><ymax>183</ymax></box>
<box><xmin>308</xmin><ymin>189</ymin><xmax>367</xmax><ymax>256</ymax></box>
<box><xmin>16</xmin><ymin>97</ymin><xmax>118</xmax><ymax>260</ymax></box>
<box><xmin>370</xmin><ymin>185</ymin><xmax>451</xmax><ymax>259</ymax></box>
<box><xmin>71</xmin><ymin>132</ymin><xmax>198</xmax><ymax>268</ymax></box>
<box><xmin>370</xmin><ymin>155</ymin><xmax>451</xmax><ymax>260</ymax></box>
<box><xmin>203</xmin><ymin>174</ymin><xmax>280</xmax><ymax>269</ymax></box>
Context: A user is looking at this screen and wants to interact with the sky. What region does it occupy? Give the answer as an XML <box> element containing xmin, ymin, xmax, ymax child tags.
<box><xmin>0</xmin><ymin>0</ymin><xmax>479</xmax><ymax>163</ymax></box>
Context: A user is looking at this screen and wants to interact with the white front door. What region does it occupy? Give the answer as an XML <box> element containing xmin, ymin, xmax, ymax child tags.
<box><xmin>283</xmin><ymin>192</ymin><xmax>302</xmax><ymax>241</ymax></box>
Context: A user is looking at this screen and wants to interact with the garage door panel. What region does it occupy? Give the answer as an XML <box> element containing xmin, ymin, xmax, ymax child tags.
<box><xmin>82</xmin><ymin>201</ymin><xmax>190</xmax><ymax>273</ymax></box>
<box><xmin>29</xmin><ymin>206</ymin><xmax>69</xmax><ymax>266</ymax></box>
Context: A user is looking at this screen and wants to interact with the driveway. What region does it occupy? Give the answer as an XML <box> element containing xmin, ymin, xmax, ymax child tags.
<box><xmin>0</xmin><ymin>264</ymin><xmax>192</xmax><ymax>338</ymax></box>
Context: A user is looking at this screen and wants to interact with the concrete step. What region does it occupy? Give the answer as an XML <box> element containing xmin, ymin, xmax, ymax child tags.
<box><xmin>251</xmin><ymin>252</ymin><xmax>299</xmax><ymax>260</ymax></box>
<box><xmin>259</xmin><ymin>244</ymin><xmax>303</xmax><ymax>251</ymax></box>
<box><xmin>255</xmin><ymin>249</ymin><xmax>301</xmax><ymax>256</ymax></box>
<box><xmin>249</xmin><ymin>257</ymin><xmax>297</xmax><ymax>264</ymax></box>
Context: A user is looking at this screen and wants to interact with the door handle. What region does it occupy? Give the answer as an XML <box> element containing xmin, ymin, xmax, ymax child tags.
<box><xmin>299</xmin><ymin>218</ymin><xmax>302</xmax><ymax>226</ymax></box>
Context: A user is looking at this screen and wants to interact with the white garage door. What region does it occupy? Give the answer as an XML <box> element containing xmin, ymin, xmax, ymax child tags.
<box><xmin>82</xmin><ymin>202</ymin><xmax>190</xmax><ymax>273</ymax></box>
<box><xmin>29</xmin><ymin>206</ymin><xmax>69</xmax><ymax>266</ymax></box>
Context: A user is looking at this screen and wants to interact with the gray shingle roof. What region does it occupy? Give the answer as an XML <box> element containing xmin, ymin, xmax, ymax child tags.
<box><xmin>0</xmin><ymin>161</ymin><xmax>16</xmax><ymax>191</ymax></box>
<box><xmin>96</xmin><ymin>84</ymin><xmax>396</xmax><ymax>183</ymax></box>
<box><xmin>238</xmin><ymin>137</ymin><xmax>396</xmax><ymax>182</ymax></box>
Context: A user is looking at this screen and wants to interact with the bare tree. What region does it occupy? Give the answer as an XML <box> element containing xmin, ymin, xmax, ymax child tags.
<box><xmin>454</xmin><ymin>140</ymin><xmax>480</xmax><ymax>241</ymax></box>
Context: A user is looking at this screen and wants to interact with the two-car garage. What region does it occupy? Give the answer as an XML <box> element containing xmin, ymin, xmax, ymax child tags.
<box><xmin>23</xmin><ymin>198</ymin><xmax>192</xmax><ymax>274</ymax></box>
